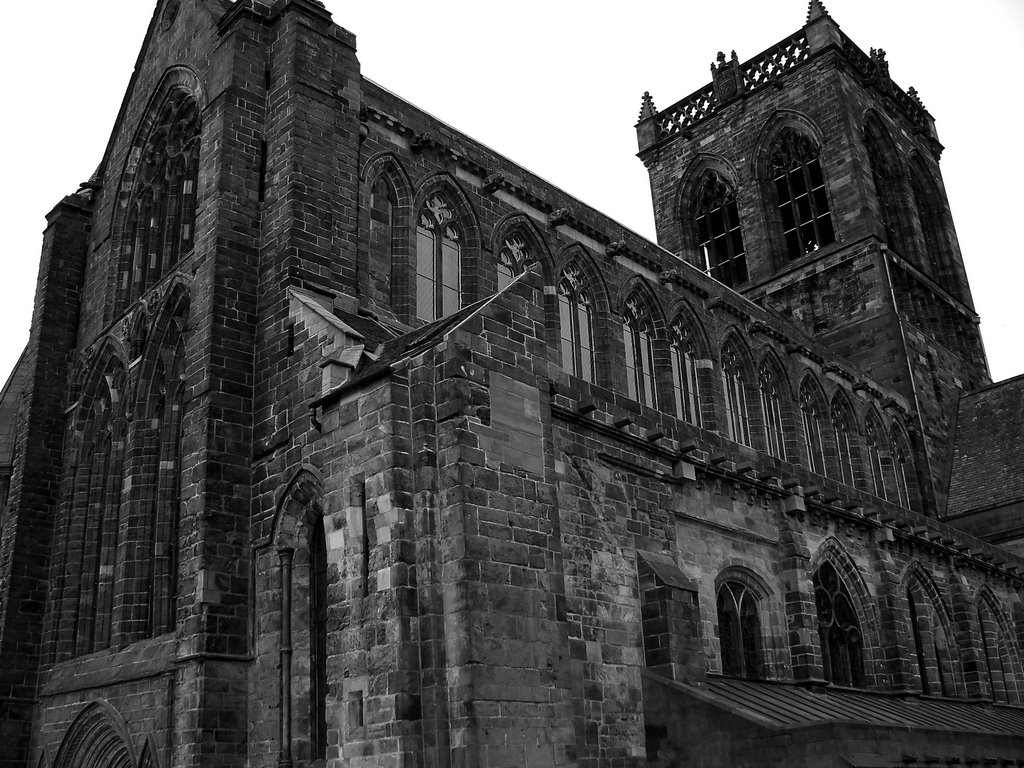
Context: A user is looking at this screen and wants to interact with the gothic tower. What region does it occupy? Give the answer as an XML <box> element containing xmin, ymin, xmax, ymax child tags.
<box><xmin>636</xmin><ymin>0</ymin><xmax>988</xmax><ymax>513</ymax></box>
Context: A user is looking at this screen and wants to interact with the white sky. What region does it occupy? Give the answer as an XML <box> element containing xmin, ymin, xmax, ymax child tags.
<box><xmin>2</xmin><ymin>0</ymin><xmax>1022</xmax><ymax>387</ymax></box>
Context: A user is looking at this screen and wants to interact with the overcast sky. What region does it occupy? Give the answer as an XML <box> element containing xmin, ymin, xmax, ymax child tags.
<box><xmin>2</xmin><ymin>0</ymin><xmax>1022</xmax><ymax>388</ymax></box>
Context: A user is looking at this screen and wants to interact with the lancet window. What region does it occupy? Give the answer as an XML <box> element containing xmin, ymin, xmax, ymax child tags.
<box><xmin>716</xmin><ymin>581</ymin><xmax>763</xmax><ymax>679</ymax></box>
<box><xmin>892</xmin><ymin>430</ymin><xmax>912</xmax><ymax>510</ymax></box>
<box><xmin>864</xmin><ymin>120</ymin><xmax>906</xmax><ymax>253</ymax></box>
<box><xmin>670</xmin><ymin>320</ymin><xmax>702</xmax><ymax>426</ymax></box>
<box><xmin>799</xmin><ymin>382</ymin><xmax>827</xmax><ymax>475</ymax></box>
<box><xmin>497</xmin><ymin>233</ymin><xmax>531</xmax><ymax>291</ymax></box>
<box><xmin>720</xmin><ymin>343</ymin><xmax>751</xmax><ymax>446</ymax></box>
<box><xmin>864</xmin><ymin>417</ymin><xmax>887</xmax><ymax>499</ymax></box>
<box><xmin>830</xmin><ymin>400</ymin><xmax>856</xmax><ymax>486</ymax></box>
<box><xmin>769</xmin><ymin>129</ymin><xmax>835</xmax><ymax>259</ymax></box>
<box><xmin>369</xmin><ymin>176</ymin><xmax>396</xmax><ymax>273</ymax></box>
<box><xmin>813</xmin><ymin>562</ymin><xmax>864</xmax><ymax>687</ymax></box>
<box><xmin>909</xmin><ymin>164</ymin><xmax>946</xmax><ymax>276</ymax></box>
<box><xmin>759</xmin><ymin>364</ymin><xmax>785</xmax><ymax>458</ymax></box>
<box><xmin>558</xmin><ymin>265</ymin><xmax>595</xmax><ymax>383</ymax></box>
<box><xmin>123</xmin><ymin>92</ymin><xmax>201</xmax><ymax>304</ymax></box>
<box><xmin>416</xmin><ymin>194</ymin><xmax>462</xmax><ymax>321</ymax></box>
<box><xmin>693</xmin><ymin>171</ymin><xmax>748</xmax><ymax>288</ymax></box>
<box><xmin>622</xmin><ymin>295</ymin><xmax>656</xmax><ymax>407</ymax></box>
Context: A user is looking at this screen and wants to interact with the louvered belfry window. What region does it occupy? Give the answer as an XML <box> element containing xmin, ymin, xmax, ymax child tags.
<box><xmin>770</xmin><ymin>129</ymin><xmax>835</xmax><ymax>259</ymax></box>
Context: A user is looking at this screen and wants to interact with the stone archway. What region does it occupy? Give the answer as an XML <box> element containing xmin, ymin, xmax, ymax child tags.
<box><xmin>53</xmin><ymin>702</ymin><xmax>135</xmax><ymax>768</ymax></box>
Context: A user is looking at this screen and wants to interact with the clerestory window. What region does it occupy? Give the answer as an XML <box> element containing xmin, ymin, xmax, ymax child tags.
<box><xmin>416</xmin><ymin>195</ymin><xmax>462</xmax><ymax>321</ymax></box>
<box><xmin>769</xmin><ymin>129</ymin><xmax>835</xmax><ymax>259</ymax></box>
<box><xmin>558</xmin><ymin>265</ymin><xmax>595</xmax><ymax>383</ymax></box>
<box><xmin>799</xmin><ymin>382</ymin><xmax>827</xmax><ymax>475</ymax></box>
<box><xmin>721</xmin><ymin>343</ymin><xmax>751</xmax><ymax>446</ymax></box>
<box><xmin>759</xmin><ymin>365</ymin><xmax>785</xmax><ymax>458</ymax></box>
<box><xmin>622</xmin><ymin>295</ymin><xmax>656</xmax><ymax>407</ymax></box>
<box><xmin>693</xmin><ymin>171</ymin><xmax>748</xmax><ymax>288</ymax></box>
<box><xmin>497</xmin><ymin>233</ymin><xmax>531</xmax><ymax>292</ymax></box>
<box><xmin>671</xmin><ymin>321</ymin><xmax>702</xmax><ymax>427</ymax></box>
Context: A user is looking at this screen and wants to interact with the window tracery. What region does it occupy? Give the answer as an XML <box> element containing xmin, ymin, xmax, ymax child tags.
<box><xmin>416</xmin><ymin>194</ymin><xmax>462</xmax><ymax>321</ymax></box>
<box><xmin>693</xmin><ymin>171</ymin><xmax>748</xmax><ymax>288</ymax></box>
<box><xmin>622</xmin><ymin>295</ymin><xmax>656</xmax><ymax>407</ymax></box>
<box><xmin>830</xmin><ymin>400</ymin><xmax>855</xmax><ymax>486</ymax></box>
<box><xmin>813</xmin><ymin>561</ymin><xmax>864</xmax><ymax>687</ymax></box>
<box><xmin>497</xmin><ymin>233</ymin><xmax>531</xmax><ymax>291</ymax></box>
<box><xmin>721</xmin><ymin>343</ymin><xmax>750</xmax><ymax>446</ymax></box>
<box><xmin>123</xmin><ymin>92</ymin><xmax>200</xmax><ymax>304</ymax></box>
<box><xmin>670</xmin><ymin>320</ymin><xmax>702</xmax><ymax>426</ymax></box>
<box><xmin>759</xmin><ymin>364</ymin><xmax>785</xmax><ymax>458</ymax></box>
<box><xmin>558</xmin><ymin>265</ymin><xmax>595</xmax><ymax>383</ymax></box>
<box><xmin>799</xmin><ymin>382</ymin><xmax>826</xmax><ymax>475</ymax></box>
<box><xmin>769</xmin><ymin>129</ymin><xmax>835</xmax><ymax>259</ymax></box>
<box><xmin>716</xmin><ymin>581</ymin><xmax>763</xmax><ymax>679</ymax></box>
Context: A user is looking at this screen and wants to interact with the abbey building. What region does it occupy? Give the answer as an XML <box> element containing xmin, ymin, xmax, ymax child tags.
<box><xmin>0</xmin><ymin>1</ymin><xmax>1022</xmax><ymax>767</ymax></box>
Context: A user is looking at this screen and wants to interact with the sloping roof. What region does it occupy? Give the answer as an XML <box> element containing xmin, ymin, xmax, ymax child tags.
<box><xmin>946</xmin><ymin>374</ymin><xmax>1024</xmax><ymax>516</ymax></box>
<box><xmin>677</xmin><ymin>675</ymin><xmax>1024</xmax><ymax>736</ymax></box>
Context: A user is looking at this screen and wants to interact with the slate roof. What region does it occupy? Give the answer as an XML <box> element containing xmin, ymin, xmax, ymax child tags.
<box><xmin>676</xmin><ymin>674</ymin><xmax>1024</xmax><ymax>736</ymax></box>
<box><xmin>946</xmin><ymin>374</ymin><xmax>1024</xmax><ymax>517</ymax></box>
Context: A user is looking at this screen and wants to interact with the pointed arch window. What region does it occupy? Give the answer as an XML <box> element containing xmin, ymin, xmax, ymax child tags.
<box><xmin>622</xmin><ymin>295</ymin><xmax>656</xmax><ymax>407</ymax></box>
<box><xmin>759</xmin><ymin>364</ymin><xmax>785</xmax><ymax>458</ymax></box>
<box><xmin>310</xmin><ymin>520</ymin><xmax>329</xmax><ymax>760</ymax></box>
<box><xmin>721</xmin><ymin>343</ymin><xmax>751</xmax><ymax>446</ymax></box>
<box><xmin>864</xmin><ymin>121</ymin><xmax>906</xmax><ymax>253</ymax></box>
<box><xmin>416</xmin><ymin>194</ymin><xmax>462</xmax><ymax>321</ymax></box>
<box><xmin>693</xmin><ymin>171</ymin><xmax>748</xmax><ymax>288</ymax></box>
<box><xmin>813</xmin><ymin>562</ymin><xmax>864</xmax><ymax>687</ymax></box>
<box><xmin>670</xmin><ymin>320</ymin><xmax>702</xmax><ymax>426</ymax></box>
<box><xmin>830</xmin><ymin>400</ymin><xmax>856</xmax><ymax>486</ymax></box>
<box><xmin>892</xmin><ymin>432</ymin><xmax>912</xmax><ymax>510</ymax></box>
<box><xmin>907</xmin><ymin>585</ymin><xmax>955</xmax><ymax>697</ymax></box>
<box><xmin>977</xmin><ymin>598</ymin><xmax>1021</xmax><ymax>705</ymax></box>
<box><xmin>558</xmin><ymin>265</ymin><xmax>595</xmax><ymax>383</ymax></box>
<box><xmin>123</xmin><ymin>92</ymin><xmax>201</xmax><ymax>304</ymax></box>
<box><xmin>909</xmin><ymin>164</ymin><xmax>946</xmax><ymax>276</ymax></box>
<box><xmin>369</xmin><ymin>176</ymin><xmax>396</xmax><ymax>272</ymax></box>
<box><xmin>769</xmin><ymin>129</ymin><xmax>835</xmax><ymax>259</ymax></box>
<box><xmin>497</xmin><ymin>233</ymin><xmax>532</xmax><ymax>292</ymax></box>
<box><xmin>799</xmin><ymin>383</ymin><xmax>827</xmax><ymax>474</ymax></box>
<box><xmin>864</xmin><ymin>418</ymin><xmax>887</xmax><ymax>499</ymax></box>
<box><xmin>716</xmin><ymin>581</ymin><xmax>763</xmax><ymax>679</ymax></box>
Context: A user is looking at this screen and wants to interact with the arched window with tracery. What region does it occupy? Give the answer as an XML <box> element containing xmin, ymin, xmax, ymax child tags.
<box><xmin>123</xmin><ymin>92</ymin><xmax>201</xmax><ymax>304</ymax></box>
<box><xmin>863</xmin><ymin>415</ymin><xmax>887</xmax><ymax>499</ymax></box>
<box><xmin>497</xmin><ymin>233</ymin><xmax>532</xmax><ymax>291</ymax></box>
<box><xmin>759</xmin><ymin>363</ymin><xmax>785</xmax><ymax>458</ymax></box>
<box><xmin>558</xmin><ymin>265</ymin><xmax>595</xmax><ymax>383</ymax></box>
<box><xmin>892</xmin><ymin>431</ymin><xmax>913</xmax><ymax>510</ymax></box>
<box><xmin>416</xmin><ymin>194</ymin><xmax>462</xmax><ymax>321</ymax></box>
<box><xmin>769</xmin><ymin>129</ymin><xmax>835</xmax><ymax>260</ymax></box>
<box><xmin>799</xmin><ymin>380</ymin><xmax>827</xmax><ymax>475</ymax></box>
<box><xmin>716</xmin><ymin>581</ymin><xmax>763</xmax><ymax>679</ymax></box>
<box><xmin>670</xmin><ymin>319</ymin><xmax>702</xmax><ymax>427</ymax></box>
<box><xmin>830</xmin><ymin>399</ymin><xmax>856</xmax><ymax>486</ymax></box>
<box><xmin>720</xmin><ymin>342</ymin><xmax>751</xmax><ymax>446</ymax></box>
<box><xmin>622</xmin><ymin>294</ymin><xmax>656</xmax><ymax>407</ymax></box>
<box><xmin>813</xmin><ymin>561</ymin><xmax>864</xmax><ymax>687</ymax></box>
<box><xmin>692</xmin><ymin>171</ymin><xmax>748</xmax><ymax>288</ymax></box>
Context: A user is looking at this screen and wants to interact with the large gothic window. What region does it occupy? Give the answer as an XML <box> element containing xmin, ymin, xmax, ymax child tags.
<box><xmin>759</xmin><ymin>364</ymin><xmax>785</xmax><ymax>458</ymax></box>
<box><xmin>558</xmin><ymin>265</ymin><xmax>595</xmax><ymax>383</ymax></box>
<box><xmin>622</xmin><ymin>294</ymin><xmax>656</xmax><ymax>407</ymax></box>
<box><xmin>123</xmin><ymin>92</ymin><xmax>201</xmax><ymax>304</ymax></box>
<box><xmin>670</xmin><ymin>320</ymin><xmax>702</xmax><ymax>426</ymax></box>
<box><xmin>769</xmin><ymin>129</ymin><xmax>835</xmax><ymax>259</ymax></box>
<box><xmin>416</xmin><ymin>195</ymin><xmax>462</xmax><ymax>321</ymax></box>
<box><xmin>497</xmin><ymin>233</ymin><xmax>532</xmax><ymax>291</ymax></box>
<box><xmin>909</xmin><ymin>162</ymin><xmax>946</xmax><ymax>277</ymax></box>
<box><xmin>906</xmin><ymin>584</ymin><xmax>958</xmax><ymax>697</ymax></box>
<box><xmin>693</xmin><ymin>171</ymin><xmax>748</xmax><ymax>288</ymax></box>
<box><xmin>720</xmin><ymin>343</ymin><xmax>751</xmax><ymax>446</ymax></box>
<box><xmin>813</xmin><ymin>562</ymin><xmax>864</xmax><ymax>687</ymax></box>
<box><xmin>799</xmin><ymin>381</ymin><xmax>827</xmax><ymax>475</ymax></box>
<box><xmin>864</xmin><ymin>119</ymin><xmax>907</xmax><ymax>254</ymax></box>
<box><xmin>716</xmin><ymin>581</ymin><xmax>763</xmax><ymax>679</ymax></box>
